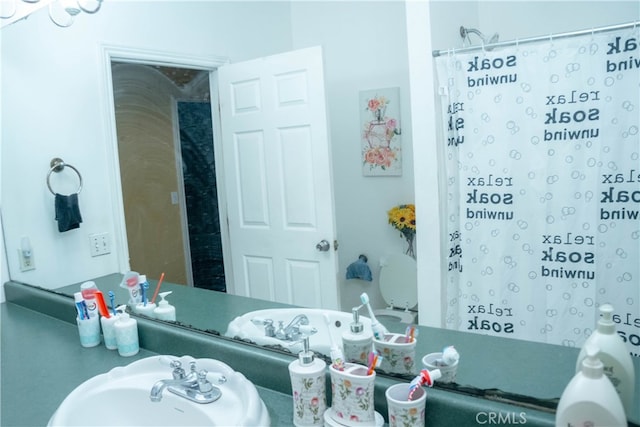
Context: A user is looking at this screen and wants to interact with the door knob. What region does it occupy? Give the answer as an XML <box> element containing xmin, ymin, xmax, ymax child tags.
<box><xmin>315</xmin><ymin>240</ymin><xmax>330</xmax><ymax>252</ymax></box>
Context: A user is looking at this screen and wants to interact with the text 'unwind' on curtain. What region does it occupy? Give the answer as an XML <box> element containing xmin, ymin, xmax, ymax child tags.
<box><xmin>436</xmin><ymin>25</ymin><xmax>640</xmax><ymax>356</ymax></box>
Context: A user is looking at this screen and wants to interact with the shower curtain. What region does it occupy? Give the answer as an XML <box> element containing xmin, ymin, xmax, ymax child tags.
<box><xmin>435</xmin><ymin>24</ymin><xmax>640</xmax><ymax>355</ymax></box>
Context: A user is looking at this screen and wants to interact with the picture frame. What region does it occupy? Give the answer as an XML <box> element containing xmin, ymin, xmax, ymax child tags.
<box><xmin>359</xmin><ymin>87</ymin><xmax>402</xmax><ymax>176</ymax></box>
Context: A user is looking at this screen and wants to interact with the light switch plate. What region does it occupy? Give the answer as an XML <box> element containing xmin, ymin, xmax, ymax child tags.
<box><xmin>89</xmin><ymin>232</ymin><xmax>111</xmax><ymax>257</ymax></box>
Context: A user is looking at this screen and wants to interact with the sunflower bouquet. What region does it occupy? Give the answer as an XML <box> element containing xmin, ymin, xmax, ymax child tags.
<box><xmin>387</xmin><ymin>204</ymin><xmax>416</xmax><ymax>257</ymax></box>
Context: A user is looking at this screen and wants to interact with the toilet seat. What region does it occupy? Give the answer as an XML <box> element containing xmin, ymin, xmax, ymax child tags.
<box><xmin>374</xmin><ymin>253</ymin><xmax>417</xmax><ymax>324</ymax></box>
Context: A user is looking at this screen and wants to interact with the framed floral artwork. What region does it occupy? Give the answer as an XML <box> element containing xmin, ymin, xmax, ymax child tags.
<box><xmin>360</xmin><ymin>87</ymin><xmax>402</xmax><ymax>176</ymax></box>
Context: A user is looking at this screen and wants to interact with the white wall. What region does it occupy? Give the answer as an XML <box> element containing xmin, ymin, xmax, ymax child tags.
<box><xmin>290</xmin><ymin>1</ymin><xmax>413</xmax><ymax>311</ymax></box>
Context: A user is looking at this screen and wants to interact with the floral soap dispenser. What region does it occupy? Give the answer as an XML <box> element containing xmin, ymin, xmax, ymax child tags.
<box><xmin>288</xmin><ymin>326</ymin><xmax>326</xmax><ymax>426</ymax></box>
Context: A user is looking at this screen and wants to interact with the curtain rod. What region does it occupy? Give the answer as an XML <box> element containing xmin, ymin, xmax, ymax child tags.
<box><xmin>432</xmin><ymin>20</ymin><xmax>639</xmax><ymax>57</ymax></box>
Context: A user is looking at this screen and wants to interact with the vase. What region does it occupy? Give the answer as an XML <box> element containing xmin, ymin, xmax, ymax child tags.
<box><xmin>405</xmin><ymin>234</ymin><xmax>415</xmax><ymax>259</ymax></box>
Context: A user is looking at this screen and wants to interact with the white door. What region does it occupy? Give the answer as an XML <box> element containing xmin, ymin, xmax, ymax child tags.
<box><xmin>217</xmin><ymin>46</ymin><xmax>339</xmax><ymax>310</ymax></box>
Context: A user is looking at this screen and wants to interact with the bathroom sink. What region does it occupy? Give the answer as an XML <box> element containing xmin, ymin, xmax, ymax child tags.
<box><xmin>225</xmin><ymin>308</ymin><xmax>372</xmax><ymax>355</ymax></box>
<box><xmin>47</xmin><ymin>355</ymin><xmax>270</xmax><ymax>426</ymax></box>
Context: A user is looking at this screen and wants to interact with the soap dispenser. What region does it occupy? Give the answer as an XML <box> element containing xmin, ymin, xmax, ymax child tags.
<box><xmin>342</xmin><ymin>306</ymin><xmax>373</xmax><ymax>365</ymax></box>
<box><xmin>114</xmin><ymin>305</ymin><xmax>139</xmax><ymax>357</ymax></box>
<box><xmin>153</xmin><ymin>291</ymin><xmax>176</xmax><ymax>321</ymax></box>
<box><xmin>575</xmin><ymin>303</ymin><xmax>635</xmax><ymax>415</ymax></box>
<box><xmin>557</xmin><ymin>344</ymin><xmax>627</xmax><ymax>426</ymax></box>
<box><xmin>288</xmin><ymin>326</ymin><xmax>326</xmax><ymax>427</ymax></box>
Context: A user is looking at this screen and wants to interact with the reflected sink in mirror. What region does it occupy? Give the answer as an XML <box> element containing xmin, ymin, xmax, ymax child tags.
<box><xmin>47</xmin><ymin>355</ymin><xmax>270</xmax><ymax>427</ymax></box>
<box><xmin>225</xmin><ymin>308</ymin><xmax>372</xmax><ymax>355</ymax></box>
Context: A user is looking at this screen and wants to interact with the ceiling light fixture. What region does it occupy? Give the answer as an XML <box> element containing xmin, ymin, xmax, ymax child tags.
<box><xmin>50</xmin><ymin>0</ymin><xmax>102</xmax><ymax>27</ymax></box>
<box><xmin>0</xmin><ymin>0</ymin><xmax>102</xmax><ymax>28</ymax></box>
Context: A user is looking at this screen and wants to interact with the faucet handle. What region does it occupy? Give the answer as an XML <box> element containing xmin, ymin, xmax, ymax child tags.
<box><xmin>251</xmin><ymin>317</ymin><xmax>273</xmax><ymax>326</ymax></box>
<box><xmin>197</xmin><ymin>370</ymin><xmax>214</xmax><ymax>393</ymax></box>
<box><xmin>251</xmin><ymin>317</ymin><xmax>276</xmax><ymax>337</ymax></box>
<box><xmin>295</xmin><ymin>325</ymin><xmax>317</xmax><ymax>336</ymax></box>
<box><xmin>170</xmin><ymin>360</ymin><xmax>186</xmax><ymax>379</ymax></box>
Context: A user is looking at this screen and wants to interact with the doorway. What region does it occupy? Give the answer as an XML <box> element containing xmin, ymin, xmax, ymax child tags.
<box><xmin>111</xmin><ymin>62</ymin><xmax>225</xmax><ymax>291</ymax></box>
<box><xmin>104</xmin><ymin>46</ymin><xmax>339</xmax><ymax>308</ymax></box>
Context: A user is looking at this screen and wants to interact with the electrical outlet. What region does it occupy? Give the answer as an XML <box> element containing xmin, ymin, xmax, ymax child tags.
<box><xmin>18</xmin><ymin>249</ymin><xmax>35</xmax><ymax>271</ymax></box>
<box><xmin>89</xmin><ymin>232</ymin><xmax>111</xmax><ymax>257</ymax></box>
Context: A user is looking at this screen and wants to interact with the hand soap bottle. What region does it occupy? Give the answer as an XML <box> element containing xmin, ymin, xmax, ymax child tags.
<box><xmin>557</xmin><ymin>344</ymin><xmax>627</xmax><ymax>426</ymax></box>
<box><xmin>576</xmin><ymin>303</ymin><xmax>635</xmax><ymax>415</ymax></box>
<box><xmin>342</xmin><ymin>307</ymin><xmax>373</xmax><ymax>365</ymax></box>
<box><xmin>153</xmin><ymin>291</ymin><xmax>176</xmax><ymax>321</ymax></box>
<box><xmin>114</xmin><ymin>305</ymin><xmax>139</xmax><ymax>357</ymax></box>
<box><xmin>288</xmin><ymin>327</ymin><xmax>326</xmax><ymax>426</ymax></box>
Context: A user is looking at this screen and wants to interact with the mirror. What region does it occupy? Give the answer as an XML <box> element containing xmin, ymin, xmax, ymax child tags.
<box><xmin>2</xmin><ymin>1</ymin><xmax>638</xmax><ymax>423</ymax></box>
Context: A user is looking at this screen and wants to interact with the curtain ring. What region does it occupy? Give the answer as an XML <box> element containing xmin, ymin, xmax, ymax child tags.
<box><xmin>47</xmin><ymin>158</ymin><xmax>83</xmax><ymax>195</ymax></box>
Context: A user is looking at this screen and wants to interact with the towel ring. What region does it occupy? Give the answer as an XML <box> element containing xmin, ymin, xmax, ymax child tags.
<box><xmin>47</xmin><ymin>157</ymin><xmax>83</xmax><ymax>195</ymax></box>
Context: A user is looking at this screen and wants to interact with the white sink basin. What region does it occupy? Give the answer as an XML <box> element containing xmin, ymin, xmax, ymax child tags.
<box><xmin>47</xmin><ymin>355</ymin><xmax>270</xmax><ymax>426</ymax></box>
<box><xmin>225</xmin><ymin>308</ymin><xmax>372</xmax><ymax>355</ymax></box>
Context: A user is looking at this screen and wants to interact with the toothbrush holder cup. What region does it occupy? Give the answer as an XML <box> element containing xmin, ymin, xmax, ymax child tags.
<box><xmin>329</xmin><ymin>363</ymin><xmax>376</xmax><ymax>425</ymax></box>
<box><xmin>385</xmin><ymin>383</ymin><xmax>427</xmax><ymax>427</ymax></box>
<box><xmin>76</xmin><ymin>315</ymin><xmax>101</xmax><ymax>348</ymax></box>
<box><xmin>373</xmin><ymin>333</ymin><xmax>417</xmax><ymax>375</ymax></box>
<box><xmin>100</xmin><ymin>316</ymin><xmax>118</xmax><ymax>350</ymax></box>
<box><xmin>422</xmin><ymin>352</ymin><xmax>459</xmax><ymax>384</ymax></box>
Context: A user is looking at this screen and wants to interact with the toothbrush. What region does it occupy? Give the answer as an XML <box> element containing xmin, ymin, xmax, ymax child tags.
<box><xmin>366</xmin><ymin>351</ymin><xmax>382</xmax><ymax>375</ymax></box>
<box><xmin>360</xmin><ymin>292</ymin><xmax>389</xmax><ymax>339</ymax></box>
<box><xmin>404</xmin><ymin>325</ymin><xmax>418</xmax><ymax>343</ymax></box>
<box><xmin>323</xmin><ymin>313</ymin><xmax>345</xmax><ymax>371</ymax></box>
<box><xmin>95</xmin><ymin>290</ymin><xmax>111</xmax><ymax>318</ymax></box>
<box><xmin>108</xmin><ymin>291</ymin><xmax>117</xmax><ymax>316</ymax></box>
<box><xmin>140</xmin><ymin>281</ymin><xmax>148</xmax><ymax>306</ymax></box>
<box><xmin>407</xmin><ymin>369</ymin><xmax>441</xmax><ymax>401</ymax></box>
<box><xmin>151</xmin><ymin>272</ymin><xmax>165</xmax><ymax>304</ymax></box>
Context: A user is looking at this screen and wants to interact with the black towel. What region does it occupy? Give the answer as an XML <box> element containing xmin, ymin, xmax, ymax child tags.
<box><xmin>55</xmin><ymin>193</ymin><xmax>83</xmax><ymax>232</ymax></box>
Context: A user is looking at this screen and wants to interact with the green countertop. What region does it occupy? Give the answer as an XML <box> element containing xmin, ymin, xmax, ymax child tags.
<box><xmin>2</xmin><ymin>280</ymin><xmax>596</xmax><ymax>427</ymax></box>
<box><xmin>90</xmin><ymin>273</ymin><xmax>638</xmax><ymax>424</ymax></box>
<box><xmin>53</xmin><ymin>274</ymin><xmax>580</xmax><ymax>401</ymax></box>
<box><xmin>0</xmin><ymin>301</ymin><xmax>293</xmax><ymax>427</ymax></box>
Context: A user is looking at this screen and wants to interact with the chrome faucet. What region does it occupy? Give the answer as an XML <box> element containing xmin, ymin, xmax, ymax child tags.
<box><xmin>150</xmin><ymin>360</ymin><xmax>222</xmax><ymax>404</ymax></box>
<box><xmin>274</xmin><ymin>314</ymin><xmax>310</xmax><ymax>341</ymax></box>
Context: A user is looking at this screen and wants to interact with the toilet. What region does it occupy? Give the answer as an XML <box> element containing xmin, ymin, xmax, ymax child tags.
<box><xmin>374</xmin><ymin>253</ymin><xmax>418</xmax><ymax>324</ymax></box>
